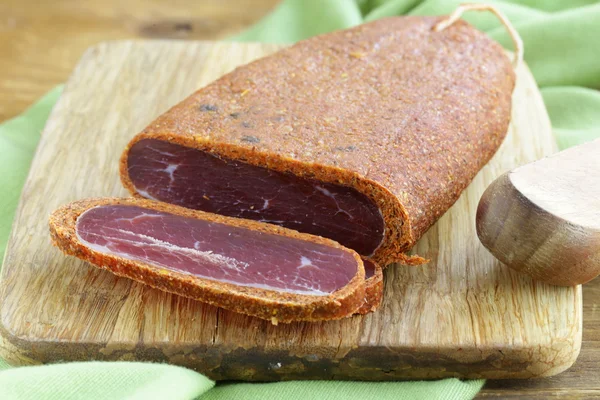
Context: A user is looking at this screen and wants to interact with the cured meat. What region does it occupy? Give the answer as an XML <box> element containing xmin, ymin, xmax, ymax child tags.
<box><xmin>120</xmin><ymin>16</ymin><xmax>515</xmax><ymax>266</ymax></box>
<box><xmin>49</xmin><ymin>198</ymin><xmax>366</xmax><ymax>324</ymax></box>
<box><xmin>127</xmin><ymin>139</ymin><xmax>384</xmax><ymax>256</ymax></box>
<box><xmin>355</xmin><ymin>258</ymin><xmax>383</xmax><ymax>315</ymax></box>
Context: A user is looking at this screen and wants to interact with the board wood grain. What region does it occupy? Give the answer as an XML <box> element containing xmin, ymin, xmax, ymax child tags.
<box><xmin>0</xmin><ymin>40</ymin><xmax>582</xmax><ymax>380</ymax></box>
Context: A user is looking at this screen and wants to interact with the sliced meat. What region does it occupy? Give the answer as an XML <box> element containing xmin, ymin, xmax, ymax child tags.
<box><xmin>120</xmin><ymin>16</ymin><xmax>515</xmax><ymax>266</ymax></box>
<box><xmin>49</xmin><ymin>198</ymin><xmax>366</xmax><ymax>324</ymax></box>
<box><xmin>355</xmin><ymin>259</ymin><xmax>383</xmax><ymax>315</ymax></box>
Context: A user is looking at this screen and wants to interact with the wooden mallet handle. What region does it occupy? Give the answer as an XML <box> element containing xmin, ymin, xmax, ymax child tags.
<box><xmin>476</xmin><ymin>139</ymin><xmax>600</xmax><ymax>286</ymax></box>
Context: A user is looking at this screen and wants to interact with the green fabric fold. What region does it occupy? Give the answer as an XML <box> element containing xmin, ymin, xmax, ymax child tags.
<box><xmin>0</xmin><ymin>85</ymin><xmax>63</xmax><ymax>263</ymax></box>
<box><xmin>0</xmin><ymin>362</ymin><xmax>214</xmax><ymax>400</ymax></box>
<box><xmin>1</xmin><ymin>1</ymin><xmax>599</xmax><ymax>399</ymax></box>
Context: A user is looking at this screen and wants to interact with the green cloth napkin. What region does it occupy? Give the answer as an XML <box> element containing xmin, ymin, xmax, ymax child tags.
<box><xmin>2</xmin><ymin>0</ymin><xmax>600</xmax><ymax>399</ymax></box>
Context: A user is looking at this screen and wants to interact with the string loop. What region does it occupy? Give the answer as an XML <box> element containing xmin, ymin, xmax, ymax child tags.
<box><xmin>433</xmin><ymin>3</ymin><xmax>523</xmax><ymax>68</ymax></box>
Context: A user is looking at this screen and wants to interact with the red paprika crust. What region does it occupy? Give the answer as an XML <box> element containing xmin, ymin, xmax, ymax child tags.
<box><xmin>49</xmin><ymin>197</ymin><xmax>366</xmax><ymax>324</ymax></box>
<box><xmin>120</xmin><ymin>16</ymin><xmax>515</xmax><ymax>266</ymax></box>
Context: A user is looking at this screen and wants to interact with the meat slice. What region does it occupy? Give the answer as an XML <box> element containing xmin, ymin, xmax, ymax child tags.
<box><xmin>120</xmin><ymin>16</ymin><xmax>515</xmax><ymax>266</ymax></box>
<box><xmin>355</xmin><ymin>259</ymin><xmax>384</xmax><ymax>315</ymax></box>
<box><xmin>49</xmin><ymin>198</ymin><xmax>366</xmax><ymax>324</ymax></box>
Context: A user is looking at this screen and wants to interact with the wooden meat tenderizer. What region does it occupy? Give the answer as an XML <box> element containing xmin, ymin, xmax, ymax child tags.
<box><xmin>477</xmin><ymin>139</ymin><xmax>600</xmax><ymax>286</ymax></box>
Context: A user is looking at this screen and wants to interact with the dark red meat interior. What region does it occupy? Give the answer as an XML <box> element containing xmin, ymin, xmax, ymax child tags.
<box><xmin>76</xmin><ymin>205</ymin><xmax>360</xmax><ymax>295</ymax></box>
<box><xmin>363</xmin><ymin>259</ymin><xmax>376</xmax><ymax>280</ymax></box>
<box><xmin>126</xmin><ymin>139</ymin><xmax>385</xmax><ymax>256</ymax></box>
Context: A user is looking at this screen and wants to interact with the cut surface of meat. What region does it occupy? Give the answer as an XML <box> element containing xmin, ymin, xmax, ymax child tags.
<box><xmin>364</xmin><ymin>258</ymin><xmax>376</xmax><ymax>280</ymax></box>
<box><xmin>49</xmin><ymin>198</ymin><xmax>366</xmax><ymax>323</ymax></box>
<box><xmin>127</xmin><ymin>139</ymin><xmax>385</xmax><ymax>257</ymax></box>
<box><xmin>76</xmin><ymin>204</ymin><xmax>358</xmax><ymax>296</ymax></box>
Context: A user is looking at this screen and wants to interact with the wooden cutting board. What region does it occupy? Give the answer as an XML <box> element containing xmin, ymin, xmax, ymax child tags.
<box><xmin>0</xmin><ymin>41</ymin><xmax>582</xmax><ymax>380</ymax></box>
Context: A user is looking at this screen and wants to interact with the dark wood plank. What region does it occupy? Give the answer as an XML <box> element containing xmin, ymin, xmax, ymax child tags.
<box><xmin>0</xmin><ymin>0</ymin><xmax>279</xmax><ymax>121</ymax></box>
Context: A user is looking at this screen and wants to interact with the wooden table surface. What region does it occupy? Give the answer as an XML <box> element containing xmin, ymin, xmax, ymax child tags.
<box><xmin>1</xmin><ymin>0</ymin><xmax>598</xmax><ymax>397</ymax></box>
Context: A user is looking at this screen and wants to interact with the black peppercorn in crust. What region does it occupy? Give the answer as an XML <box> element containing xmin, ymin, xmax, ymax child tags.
<box><xmin>120</xmin><ymin>16</ymin><xmax>515</xmax><ymax>266</ymax></box>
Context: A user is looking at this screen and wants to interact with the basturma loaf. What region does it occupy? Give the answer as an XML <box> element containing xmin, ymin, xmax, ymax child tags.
<box><xmin>120</xmin><ymin>16</ymin><xmax>516</xmax><ymax>266</ymax></box>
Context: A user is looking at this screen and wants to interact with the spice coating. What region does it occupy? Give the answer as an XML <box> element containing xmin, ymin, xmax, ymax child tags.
<box><xmin>120</xmin><ymin>16</ymin><xmax>515</xmax><ymax>266</ymax></box>
<box><xmin>355</xmin><ymin>259</ymin><xmax>383</xmax><ymax>315</ymax></box>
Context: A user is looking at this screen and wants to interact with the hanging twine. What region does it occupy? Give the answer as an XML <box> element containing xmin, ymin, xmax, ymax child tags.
<box><xmin>433</xmin><ymin>3</ymin><xmax>524</xmax><ymax>68</ymax></box>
